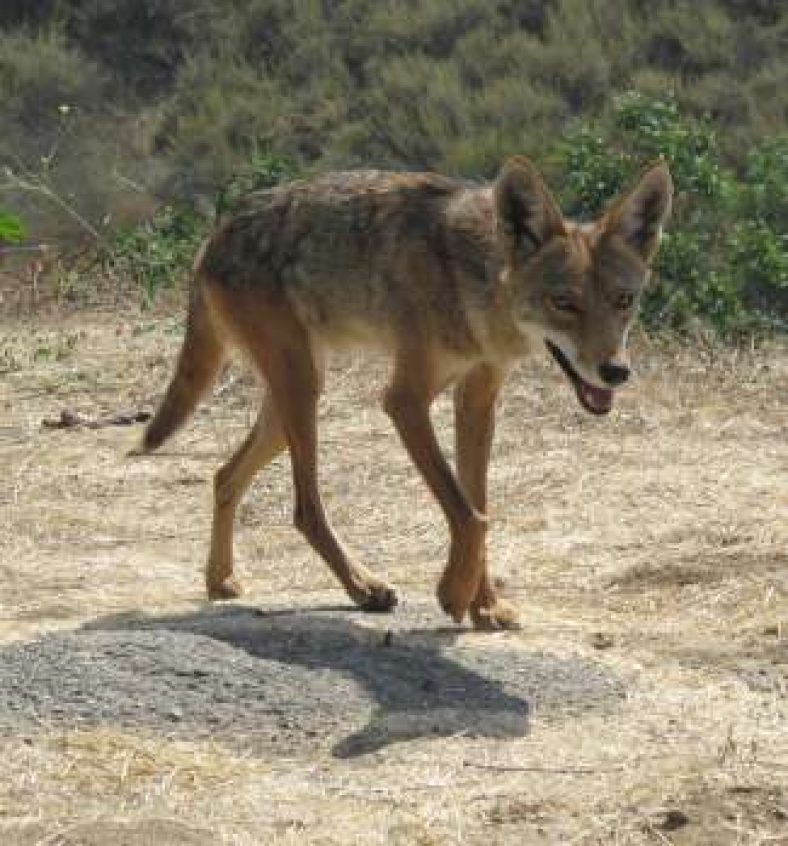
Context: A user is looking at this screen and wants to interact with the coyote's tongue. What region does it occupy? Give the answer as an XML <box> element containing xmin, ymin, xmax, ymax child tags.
<box><xmin>578</xmin><ymin>381</ymin><xmax>614</xmax><ymax>415</ymax></box>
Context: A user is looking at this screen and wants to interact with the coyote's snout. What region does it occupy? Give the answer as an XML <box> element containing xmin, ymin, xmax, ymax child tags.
<box><xmin>139</xmin><ymin>157</ymin><xmax>672</xmax><ymax>629</ymax></box>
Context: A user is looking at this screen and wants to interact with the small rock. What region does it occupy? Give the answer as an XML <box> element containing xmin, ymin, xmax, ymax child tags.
<box><xmin>590</xmin><ymin>632</ymin><xmax>615</xmax><ymax>650</ymax></box>
<box><xmin>658</xmin><ymin>809</ymin><xmax>690</xmax><ymax>831</ymax></box>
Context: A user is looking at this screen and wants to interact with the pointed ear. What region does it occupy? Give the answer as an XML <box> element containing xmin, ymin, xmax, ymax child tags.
<box><xmin>494</xmin><ymin>156</ymin><xmax>565</xmax><ymax>261</ymax></box>
<box><xmin>604</xmin><ymin>162</ymin><xmax>673</xmax><ymax>262</ymax></box>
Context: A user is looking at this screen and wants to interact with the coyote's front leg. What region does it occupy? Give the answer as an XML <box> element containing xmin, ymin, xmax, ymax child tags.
<box><xmin>453</xmin><ymin>364</ymin><xmax>520</xmax><ymax>630</ymax></box>
<box><xmin>384</xmin><ymin>351</ymin><xmax>488</xmax><ymax>625</ymax></box>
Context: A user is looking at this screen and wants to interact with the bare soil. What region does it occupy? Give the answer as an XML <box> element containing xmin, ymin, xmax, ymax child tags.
<box><xmin>0</xmin><ymin>306</ymin><xmax>786</xmax><ymax>845</ymax></box>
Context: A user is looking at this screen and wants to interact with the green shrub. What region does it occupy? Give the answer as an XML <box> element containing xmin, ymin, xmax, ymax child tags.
<box><xmin>0</xmin><ymin>209</ymin><xmax>27</xmax><ymax>244</ymax></box>
<box><xmin>726</xmin><ymin>222</ymin><xmax>788</xmax><ymax>322</ymax></box>
<box><xmin>552</xmin><ymin>127</ymin><xmax>631</xmax><ymax>218</ymax></box>
<box><xmin>613</xmin><ymin>92</ymin><xmax>729</xmax><ymax>199</ymax></box>
<box><xmin>111</xmin><ymin>204</ymin><xmax>206</xmax><ymax>305</ymax></box>
<box><xmin>739</xmin><ymin>135</ymin><xmax>788</xmax><ymax>226</ymax></box>
<box><xmin>215</xmin><ymin>151</ymin><xmax>301</xmax><ymax>217</ymax></box>
<box><xmin>648</xmin><ymin>231</ymin><xmax>748</xmax><ymax>331</ymax></box>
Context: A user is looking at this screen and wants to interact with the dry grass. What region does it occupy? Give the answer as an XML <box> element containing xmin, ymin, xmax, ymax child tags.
<box><xmin>0</xmin><ymin>306</ymin><xmax>786</xmax><ymax>845</ymax></box>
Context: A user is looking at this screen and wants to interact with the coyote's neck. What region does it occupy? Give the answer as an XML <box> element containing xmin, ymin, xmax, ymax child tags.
<box><xmin>445</xmin><ymin>187</ymin><xmax>535</xmax><ymax>362</ymax></box>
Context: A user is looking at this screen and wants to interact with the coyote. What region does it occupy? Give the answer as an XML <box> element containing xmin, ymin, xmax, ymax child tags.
<box><xmin>138</xmin><ymin>158</ymin><xmax>672</xmax><ymax>630</ymax></box>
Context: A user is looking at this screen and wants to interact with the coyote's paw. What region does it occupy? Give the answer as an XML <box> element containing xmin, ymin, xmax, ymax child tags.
<box><xmin>436</xmin><ymin>575</ymin><xmax>477</xmax><ymax>625</ymax></box>
<box><xmin>470</xmin><ymin>596</ymin><xmax>521</xmax><ymax>631</ymax></box>
<box><xmin>206</xmin><ymin>575</ymin><xmax>244</xmax><ymax>601</ymax></box>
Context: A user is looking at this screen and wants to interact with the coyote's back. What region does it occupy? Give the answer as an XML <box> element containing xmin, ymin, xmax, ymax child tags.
<box><xmin>198</xmin><ymin>170</ymin><xmax>502</xmax><ymax>353</ymax></box>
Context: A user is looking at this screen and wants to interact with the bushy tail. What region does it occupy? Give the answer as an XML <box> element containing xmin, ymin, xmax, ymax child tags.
<box><xmin>140</xmin><ymin>280</ymin><xmax>225</xmax><ymax>453</ymax></box>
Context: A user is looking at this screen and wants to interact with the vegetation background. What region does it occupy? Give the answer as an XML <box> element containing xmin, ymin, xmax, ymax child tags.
<box><xmin>1</xmin><ymin>0</ymin><xmax>786</xmax><ymax>332</ymax></box>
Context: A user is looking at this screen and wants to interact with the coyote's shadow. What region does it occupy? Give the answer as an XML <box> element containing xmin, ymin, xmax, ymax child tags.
<box><xmin>86</xmin><ymin>604</ymin><xmax>537</xmax><ymax>757</ymax></box>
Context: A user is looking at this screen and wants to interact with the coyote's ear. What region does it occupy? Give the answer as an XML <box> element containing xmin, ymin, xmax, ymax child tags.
<box><xmin>604</xmin><ymin>162</ymin><xmax>673</xmax><ymax>262</ymax></box>
<box><xmin>494</xmin><ymin>156</ymin><xmax>565</xmax><ymax>261</ymax></box>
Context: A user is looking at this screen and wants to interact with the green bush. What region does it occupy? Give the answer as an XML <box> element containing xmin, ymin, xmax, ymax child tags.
<box><xmin>0</xmin><ymin>209</ymin><xmax>27</xmax><ymax>244</ymax></box>
<box><xmin>739</xmin><ymin>135</ymin><xmax>788</xmax><ymax>227</ymax></box>
<box><xmin>647</xmin><ymin>232</ymin><xmax>749</xmax><ymax>331</ymax></box>
<box><xmin>215</xmin><ymin>151</ymin><xmax>301</xmax><ymax>217</ymax></box>
<box><xmin>111</xmin><ymin>204</ymin><xmax>206</xmax><ymax>305</ymax></box>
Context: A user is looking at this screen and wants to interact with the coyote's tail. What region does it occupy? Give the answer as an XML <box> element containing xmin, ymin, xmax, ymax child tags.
<box><xmin>139</xmin><ymin>279</ymin><xmax>225</xmax><ymax>453</ymax></box>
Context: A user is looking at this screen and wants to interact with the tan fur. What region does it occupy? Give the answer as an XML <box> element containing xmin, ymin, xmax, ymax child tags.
<box><xmin>140</xmin><ymin>158</ymin><xmax>672</xmax><ymax>629</ymax></box>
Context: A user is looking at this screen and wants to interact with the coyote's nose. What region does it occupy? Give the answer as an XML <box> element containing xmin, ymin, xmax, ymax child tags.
<box><xmin>599</xmin><ymin>361</ymin><xmax>630</xmax><ymax>387</ymax></box>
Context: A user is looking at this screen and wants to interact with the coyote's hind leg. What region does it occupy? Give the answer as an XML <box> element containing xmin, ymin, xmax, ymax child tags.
<box><xmin>276</xmin><ymin>348</ymin><xmax>397</xmax><ymax>610</ymax></box>
<box><xmin>207</xmin><ymin>397</ymin><xmax>287</xmax><ymax>599</ymax></box>
<box><xmin>230</xmin><ymin>303</ymin><xmax>397</xmax><ymax>612</ymax></box>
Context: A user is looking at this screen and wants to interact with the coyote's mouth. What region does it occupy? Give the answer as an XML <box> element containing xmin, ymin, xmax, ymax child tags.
<box><xmin>545</xmin><ymin>341</ymin><xmax>614</xmax><ymax>416</ymax></box>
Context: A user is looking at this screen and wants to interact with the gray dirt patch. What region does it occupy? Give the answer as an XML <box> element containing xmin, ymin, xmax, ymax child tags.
<box><xmin>0</xmin><ymin>604</ymin><xmax>625</xmax><ymax>757</ymax></box>
<box><xmin>2</xmin><ymin>819</ymin><xmax>217</xmax><ymax>846</ymax></box>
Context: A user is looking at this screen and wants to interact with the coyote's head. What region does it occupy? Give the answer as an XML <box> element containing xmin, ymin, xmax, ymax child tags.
<box><xmin>494</xmin><ymin>157</ymin><xmax>672</xmax><ymax>415</ymax></box>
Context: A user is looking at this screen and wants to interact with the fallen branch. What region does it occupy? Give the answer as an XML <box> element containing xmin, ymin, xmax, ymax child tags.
<box><xmin>463</xmin><ymin>760</ymin><xmax>624</xmax><ymax>775</ymax></box>
<box><xmin>41</xmin><ymin>409</ymin><xmax>151</xmax><ymax>430</ymax></box>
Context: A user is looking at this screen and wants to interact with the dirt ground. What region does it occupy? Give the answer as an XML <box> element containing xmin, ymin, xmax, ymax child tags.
<box><xmin>0</xmin><ymin>304</ymin><xmax>786</xmax><ymax>845</ymax></box>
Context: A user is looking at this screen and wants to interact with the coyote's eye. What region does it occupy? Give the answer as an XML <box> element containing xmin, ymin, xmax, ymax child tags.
<box><xmin>615</xmin><ymin>291</ymin><xmax>636</xmax><ymax>311</ymax></box>
<box><xmin>549</xmin><ymin>293</ymin><xmax>581</xmax><ymax>314</ymax></box>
